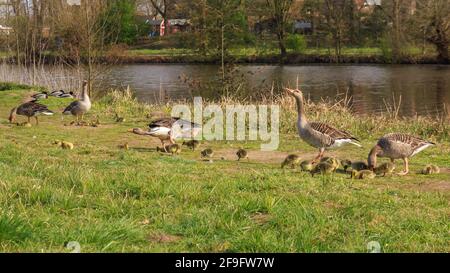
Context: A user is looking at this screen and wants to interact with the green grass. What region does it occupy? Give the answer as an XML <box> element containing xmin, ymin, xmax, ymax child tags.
<box><xmin>128</xmin><ymin>46</ymin><xmax>434</xmax><ymax>58</ymax></box>
<box><xmin>128</xmin><ymin>48</ymin><xmax>194</xmax><ymax>56</ymax></box>
<box><xmin>0</xmin><ymin>85</ymin><xmax>449</xmax><ymax>253</ymax></box>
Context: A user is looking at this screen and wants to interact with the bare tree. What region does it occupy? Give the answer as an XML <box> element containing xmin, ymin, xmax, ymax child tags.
<box><xmin>323</xmin><ymin>0</ymin><xmax>352</xmax><ymax>62</ymax></box>
<box><xmin>148</xmin><ymin>0</ymin><xmax>175</xmax><ymax>35</ymax></box>
<box><xmin>266</xmin><ymin>0</ymin><xmax>293</xmax><ymax>59</ymax></box>
<box><xmin>415</xmin><ymin>0</ymin><xmax>449</xmax><ymax>63</ymax></box>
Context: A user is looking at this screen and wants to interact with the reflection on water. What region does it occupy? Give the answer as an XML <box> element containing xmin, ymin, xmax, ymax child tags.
<box><xmin>105</xmin><ymin>64</ymin><xmax>450</xmax><ymax>117</ymax></box>
<box><xmin>2</xmin><ymin>63</ymin><xmax>449</xmax><ymax>117</ymax></box>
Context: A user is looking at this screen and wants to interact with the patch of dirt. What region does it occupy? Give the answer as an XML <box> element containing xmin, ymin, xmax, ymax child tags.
<box><xmin>415</xmin><ymin>181</ymin><xmax>450</xmax><ymax>192</ymax></box>
<box><xmin>215</xmin><ymin>149</ymin><xmax>317</xmax><ymax>164</ymax></box>
<box><xmin>148</xmin><ymin>233</ymin><xmax>182</xmax><ymax>244</ymax></box>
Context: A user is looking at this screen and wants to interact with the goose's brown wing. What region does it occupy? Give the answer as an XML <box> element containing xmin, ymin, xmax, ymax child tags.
<box><xmin>310</xmin><ymin>122</ymin><xmax>359</xmax><ymax>141</ymax></box>
<box><xmin>149</xmin><ymin>117</ymin><xmax>179</xmax><ymax>129</ymax></box>
<box><xmin>383</xmin><ymin>133</ymin><xmax>435</xmax><ymax>150</ymax></box>
<box><xmin>63</xmin><ymin>101</ymin><xmax>80</xmax><ymax>113</ymax></box>
<box><xmin>19</xmin><ymin>102</ymin><xmax>53</xmax><ymax>116</ymax></box>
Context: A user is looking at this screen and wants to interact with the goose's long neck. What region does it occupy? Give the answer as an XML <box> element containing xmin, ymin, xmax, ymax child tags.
<box><xmin>81</xmin><ymin>84</ymin><xmax>90</xmax><ymax>103</ymax></box>
<box><xmin>295</xmin><ymin>95</ymin><xmax>307</xmax><ymax>128</ymax></box>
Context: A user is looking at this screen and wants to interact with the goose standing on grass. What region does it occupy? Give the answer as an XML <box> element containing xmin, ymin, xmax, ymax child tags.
<box><xmin>285</xmin><ymin>88</ymin><xmax>361</xmax><ymax>163</ymax></box>
<box><xmin>8</xmin><ymin>100</ymin><xmax>54</xmax><ymax>125</ymax></box>
<box><xmin>368</xmin><ymin>133</ymin><xmax>435</xmax><ymax>176</ymax></box>
<box><xmin>148</xmin><ymin>117</ymin><xmax>202</xmax><ymax>149</ymax></box>
<box><xmin>63</xmin><ymin>81</ymin><xmax>91</xmax><ymax>123</ymax></box>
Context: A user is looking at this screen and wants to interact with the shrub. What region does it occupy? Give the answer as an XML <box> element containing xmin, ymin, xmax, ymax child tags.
<box><xmin>286</xmin><ymin>34</ymin><xmax>307</xmax><ymax>53</ymax></box>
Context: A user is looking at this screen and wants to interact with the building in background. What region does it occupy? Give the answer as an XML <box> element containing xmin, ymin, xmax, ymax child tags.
<box><xmin>144</xmin><ymin>18</ymin><xmax>190</xmax><ymax>37</ymax></box>
<box><xmin>0</xmin><ymin>24</ymin><xmax>12</xmax><ymax>35</ymax></box>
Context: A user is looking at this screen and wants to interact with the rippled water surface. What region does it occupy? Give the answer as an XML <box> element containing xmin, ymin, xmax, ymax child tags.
<box><xmin>104</xmin><ymin>64</ymin><xmax>450</xmax><ymax>117</ymax></box>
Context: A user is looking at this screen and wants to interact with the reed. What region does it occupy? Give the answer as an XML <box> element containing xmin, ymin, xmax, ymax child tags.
<box><xmin>100</xmin><ymin>85</ymin><xmax>449</xmax><ymax>142</ymax></box>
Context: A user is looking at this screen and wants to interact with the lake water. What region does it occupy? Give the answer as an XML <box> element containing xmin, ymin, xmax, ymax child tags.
<box><xmin>2</xmin><ymin>63</ymin><xmax>449</xmax><ymax>117</ymax></box>
<box><xmin>105</xmin><ymin>64</ymin><xmax>450</xmax><ymax>117</ymax></box>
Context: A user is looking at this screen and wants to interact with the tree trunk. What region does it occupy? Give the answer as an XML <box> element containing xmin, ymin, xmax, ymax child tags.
<box><xmin>278</xmin><ymin>32</ymin><xmax>287</xmax><ymax>58</ymax></box>
<box><xmin>435</xmin><ymin>42</ymin><xmax>449</xmax><ymax>63</ymax></box>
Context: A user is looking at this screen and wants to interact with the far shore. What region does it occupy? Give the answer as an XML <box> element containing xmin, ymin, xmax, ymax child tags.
<box><xmin>1</xmin><ymin>52</ymin><xmax>447</xmax><ymax>65</ymax></box>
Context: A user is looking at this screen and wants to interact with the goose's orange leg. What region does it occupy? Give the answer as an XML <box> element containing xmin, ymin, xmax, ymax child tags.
<box><xmin>398</xmin><ymin>158</ymin><xmax>409</xmax><ymax>176</ymax></box>
<box><xmin>312</xmin><ymin>148</ymin><xmax>325</xmax><ymax>164</ymax></box>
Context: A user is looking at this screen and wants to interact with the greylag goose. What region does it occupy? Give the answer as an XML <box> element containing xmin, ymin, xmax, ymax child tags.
<box><xmin>63</xmin><ymin>81</ymin><xmax>91</xmax><ymax>122</ymax></box>
<box><xmin>148</xmin><ymin>117</ymin><xmax>202</xmax><ymax>148</ymax></box>
<box><xmin>368</xmin><ymin>133</ymin><xmax>435</xmax><ymax>175</ymax></box>
<box><xmin>285</xmin><ymin>88</ymin><xmax>361</xmax><ymax>163</ymax></box>
<box><xmin>8</xmin><ymin>100</ymin><xmax>54</xmax><ymax>125</ymax></box>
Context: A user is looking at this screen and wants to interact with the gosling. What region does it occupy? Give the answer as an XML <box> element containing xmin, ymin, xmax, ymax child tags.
<box><xmin>118</xmin><ymin>143</ymin><xmax>129</xmax><ymax>150</ymax></box>
<box><xmin>421</xmin><ymin>165</ymin><xmax>440</xmax><ymax>175</ymax></box>
<box><xmin>182</xmin><ymin>140</ymin><xmax>200</xmax><ymax>151</ymax></box>
<box><xmin>374</xmin><ymin>162</ymin><xmax>396</xmax><ymax>177</ymax></box>
<box><xmin>61</xmin><ymin>141</ymin><xmax>74</xmax><ymax>150</ymax></box>
<box><xmin>282</xmin><ymin>154</ymin><xmax>301</xmax><ymax>169</ymax></box>
<box><xmin>340</xmin><ymin>159</ymin><xmax>352</xmax><ymax>171</ymax></box>
<box><xmin>236</xmin><ymin>149</ymin><xmax>249</xmax><ymax>161</ymax></box>
<box><xmin>201</xmin><ymin>148</ymin><xmax>214</xmax><ymax>158</ymax></box>
<box><xmin>351</xmin><ymin>161</ymin><xmax>369</xmax><ymax>171</ymax></box>
<box><xmin>321</xmin><ymin>157</ymin><xmax>340</xmax><ymax>171</ymax></box>
<box><xmin>311</xmin><ymin>162</ymin><xmax>335</xmax><ymax>177</ymax></box>
<box><xmin>158</xmin><ymin>144</ymin><xmax>181</xmax><ymax>155</ymax></box>
<box><xmin>351</xmin><ymin>170</ymin><xmax>376</xmax><ymax>180</ymax></box>
<box><xmin>300</xmin><ymin>160</ymin><xmax>314</xmax><ymax>172</ymax></box>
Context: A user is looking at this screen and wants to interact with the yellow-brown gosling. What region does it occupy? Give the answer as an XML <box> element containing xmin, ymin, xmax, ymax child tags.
<box><xmin>374</xmin><ymin>162</ymin><xmax>396</xmax><ymax>177</ymax></box>
<box><xmin>321</xmin><ymin>157</ymin><xmax>340</xmax><ymax>171</ymax></box>
<box><xmin>168</xmin><ymin>144</ymin><xmax>181</xmax><ymax>155</ymax></box>
<box><xmin>351</xmin><ymin>161</ymin><xmax>369</xmax><ymax>171</ymax></box>
<box><xmin>61</xmin><ymin>141</ymin><xmax>74</xmax><ymax>150</ymax></box>
<box><xmin>237</xmin><ymin>149</ymin><xmax>249</xmax><ymax>161</ymax></box>
<box><xmin>118</xmin><ymin>143</ymin><xmax>129</xmax><ymax>150</ymax></box>
<box><xmin>282</xmin><ymin>154</ymin><xmax>301</xmax><ymax>169</ymax></box>
<box><xmin>157</xmin><ymin>144</ymin><xmax>181</xmax><ymax>155</ymax></box>
<box><xmin>351</xmin><ymin>169</ymin><xmax>376</xmax><ymax>180</ymax></box>
<box><xmin>421</xmin><ymin>164</ymin><xmax>440</xmax><ymax>175</ymax></box>
<box><xmin>368</xmin><ymin>133</ymin><xmax>435</xmax><ymax>176</ymax></box>
<box><xmin>300</xmin><ymin>160</ymin><xmax>315</xmax><ymax>172</ymax></box>
<box><xmin>285</xmin><ymin>87</ymin><xmax>361</xmax><ymax>163</ymax></box>
<box><xmin>310</xmin><ymin>162</ymin><xmax>335</xmax><ymax>177</ymax></box>
<box><xmin>182</xmin><ymin>140</ymin><xmax>200</xmax><ymax>151</ymax></box>
<box><xmin>340</xmin><ymin>159</ymin><xmax>352</xmax><ymax>171</ymax></box>
<box><xmin>114</xmin><ymin>113</ymin><xmax>125</xmax><ymax>123</ymax></box>
<box><xmin>201</xmin><ymin>148</ymin><xmax>214</xmax><ymax>158</ymax></box>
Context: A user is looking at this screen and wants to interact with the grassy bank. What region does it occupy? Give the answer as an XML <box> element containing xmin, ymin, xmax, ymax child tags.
<box><xmin>1</xmin><ymin>46</ymin><xmax>443</xmax><ymax>64</ymax></box>
<box><xmin>0</xmin><ymin>83</ymin><xmax>449</xmax><ymax>253</ymax></box>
